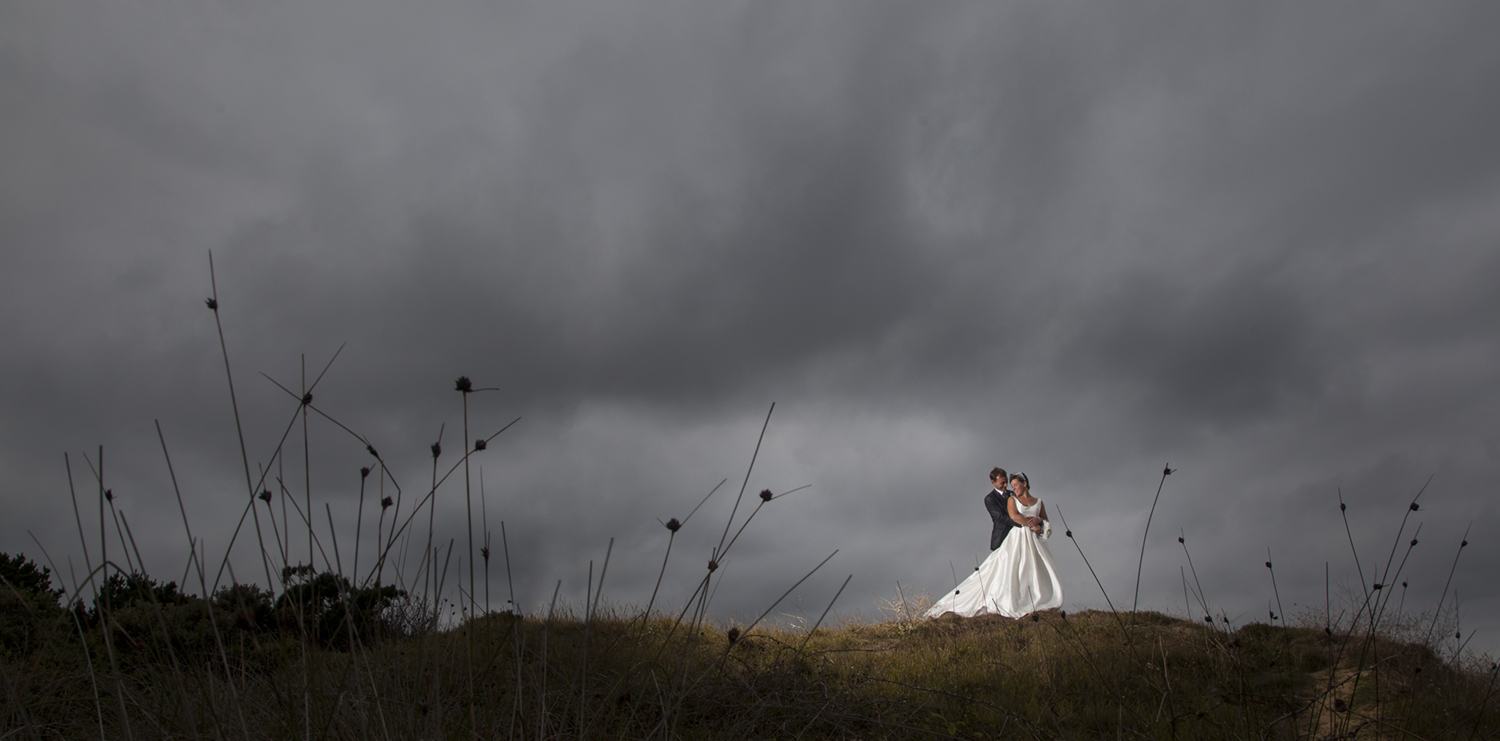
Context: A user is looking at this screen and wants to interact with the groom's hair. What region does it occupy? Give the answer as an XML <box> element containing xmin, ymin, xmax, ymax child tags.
<box><xmin>990</xmin><ymin>467</ymin><xmax>1007</xmax><ymax>483</ymax></box>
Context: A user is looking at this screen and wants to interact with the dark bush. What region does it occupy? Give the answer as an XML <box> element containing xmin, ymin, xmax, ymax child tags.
<box><xmin>275</xmin><ymin>564</ymin><xmax>405</xmax><ymax>650</ymax></box>
<box><xmin>0</xmin><ymin>552</ymin><xmax>66</xmax><ymax>658</ymax></box>
<box><xmin>0</xmin><ymin>553</ymin><xmax>62</xmax><ymax>603</ymax></box>
<box><xmin>90</xmin><ymin>571</ymin><xmax>190</xmax><ymax>622</ymax></box>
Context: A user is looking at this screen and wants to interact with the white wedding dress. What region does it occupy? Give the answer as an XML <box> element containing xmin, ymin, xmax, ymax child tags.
<box><xmin>924</xmin><ymin>497</ymin><xmax>1063</xmax><ymax>619</ymax></box>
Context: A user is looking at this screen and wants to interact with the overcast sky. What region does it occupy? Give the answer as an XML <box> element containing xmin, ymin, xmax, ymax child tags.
<box><xmin>3</xmin><ymin>1</ymin><xmax>1498</xmax><ymax>655</ymax></box>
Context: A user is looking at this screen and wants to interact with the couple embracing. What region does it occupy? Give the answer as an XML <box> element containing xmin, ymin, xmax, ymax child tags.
<box><xmin>925</xmin><ymin>468</ymin><xmax>1064</xmax><ymax>619</ymax></box>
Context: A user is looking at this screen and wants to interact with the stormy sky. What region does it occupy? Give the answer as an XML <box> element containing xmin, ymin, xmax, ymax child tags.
<box><xmin>3</xmin><ymin>2</ymin><xmax>1498</xmax><ymax>653</ymax></box>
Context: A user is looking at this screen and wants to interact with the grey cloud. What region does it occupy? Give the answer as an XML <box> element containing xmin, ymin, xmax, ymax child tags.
<box><xmin>1060</xmin><ymin>266</ymin><xmax>1331</xmax><ymax>429</ymax></box>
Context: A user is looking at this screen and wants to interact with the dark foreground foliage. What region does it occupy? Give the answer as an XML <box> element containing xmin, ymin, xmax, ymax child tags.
<box><xmin>2</xmin><ymin>556</ymin><xmax>1495</xmax><ymax>741</ymax></box>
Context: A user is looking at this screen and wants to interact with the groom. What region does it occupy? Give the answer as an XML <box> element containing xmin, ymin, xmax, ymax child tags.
<box><xmin>984</xmin><ymin>467</ymin><xmax>1017</xmax><ymax>551</ymax></box>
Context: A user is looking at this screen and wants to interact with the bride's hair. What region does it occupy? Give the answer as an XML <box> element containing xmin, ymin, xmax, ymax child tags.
<box><xmin>1009</xmin><ymin>472</ymin><xmax>1029</xmax><ymax>487</ymax></box>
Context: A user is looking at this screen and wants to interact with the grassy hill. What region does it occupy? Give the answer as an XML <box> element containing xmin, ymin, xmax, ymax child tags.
<box><xmin>3</xmin><ymin>570</ymin><xmax>1495</xmax><ymax>740</ymax></box>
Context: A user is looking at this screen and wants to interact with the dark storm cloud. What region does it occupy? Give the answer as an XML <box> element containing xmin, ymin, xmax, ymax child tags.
<box><xmin>3</xmin><ymin>1</ymin><xmax>1499</xmax><ymax>653</ymax></box>
<box><xmin>1061</xmin><ymin>265</ymin><xmax>1331</xmax><ymax>429</ymax></box>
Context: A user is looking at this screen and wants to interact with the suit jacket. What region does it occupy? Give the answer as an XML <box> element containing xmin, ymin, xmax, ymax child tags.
<box><xmin>985</xmin><ymin>487</ymin><xmax>1018</xmax><ymax>550</ymax></box>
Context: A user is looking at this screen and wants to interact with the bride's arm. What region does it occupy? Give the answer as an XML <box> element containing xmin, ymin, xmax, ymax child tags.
<box><xmin>1007</xmin><ymin>497</ymin><xmax>1029</xmax><ymax>526</ymax></box>
<box><xmin>1038</xmin><ymin>502</ymin><xmax>1049</xmax><ymax>522</ymax></box>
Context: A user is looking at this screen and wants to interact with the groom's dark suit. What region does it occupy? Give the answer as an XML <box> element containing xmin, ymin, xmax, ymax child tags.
<box><xmin>985</xmin><ymin>487</ymin><xmax>1018</xmax><ymax>550</ymax></box>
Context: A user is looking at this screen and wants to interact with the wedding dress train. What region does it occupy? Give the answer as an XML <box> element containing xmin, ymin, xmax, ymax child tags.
<box><xmin>924</xmin><ymin>498</ymin><xmax>1063</xmax><ymax>619</ymax></box>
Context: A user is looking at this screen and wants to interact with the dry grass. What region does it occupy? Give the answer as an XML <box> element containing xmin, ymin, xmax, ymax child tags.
<box><xmin>3</xmin><ymin>594</ymin><xmax>1496</xmax><ymax>739</ymax></box>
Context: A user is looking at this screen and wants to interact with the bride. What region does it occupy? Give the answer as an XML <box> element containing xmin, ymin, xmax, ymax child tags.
<box><xmin>925</xmin><ymin>472</ymin><xmax>1064</xmax><ymax>619</ymax></box>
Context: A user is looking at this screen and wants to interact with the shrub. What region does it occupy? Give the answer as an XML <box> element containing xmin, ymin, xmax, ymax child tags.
<box><xmin>0</xmin><ymin>552</ymin><xmax>65</xmax><ymax>658</ymax></box>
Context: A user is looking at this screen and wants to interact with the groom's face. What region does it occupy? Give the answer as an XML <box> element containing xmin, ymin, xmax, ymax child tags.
<box><xmin>993</xmin><ymin>476</ymin><xmax>1007</xmax><ymax>491</ymax></box>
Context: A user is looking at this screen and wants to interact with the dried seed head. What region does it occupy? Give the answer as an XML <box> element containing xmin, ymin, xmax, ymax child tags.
<box><xmin>665</xmin><ymin>518</ymin><xmax>681</xmax><ymax>532</ymax></box>
<box><xmin>1204</xmin><ymin>616</ymin><xmax>1212</xmax><ymax>623</ymax></box>
<box><xmin>759</xmin><ymin>489</ymin><xmax>773</xmax><ymax>502</ymax></box>
<box><xmin>1411</xmin><ymin>538</ymin><xmax>1418</xmax><ymax>547</ymax></box>
<box><xmin>104</xmin><ymin>489</ymin><xmax>114</xmax><ymax>502</ymax></box>
<box><xmin>259</xmin><ymin>490</ymin><xmax>272</xmax><ymax>503</ymax></box>
<box><xmin>381</xmin><ymin>496</ymin><xmax>393</xmax><ymax>509</ymax></box>
<box><xmin>455</xmin><ymin>376</ymin><xmax>473</xmax><ymax>393</ymax></box>
<box><xmin>301</xmin><ymin>392</ymin><xmax>313</xmax><ymax>406</ymax></box>
<box><xmin>481</xmin><ymin>547</ymin><xmax>490</xmax><ymax>561</ymax></box>
<box><xmin>1340</xmin><ymin>502</ymin><xmax>1346</xmax><ymax>512</ymax></box>
<box><xmin>1402</xmin><ymin>581</ymin><xmax>1408</xmax><ymax>588</ymax></box>
<box><xmin>205</xmin><ymin>297</ymin><xmax>218</xmax><ymax>311</ymax></box>
<box><xmin>360</xmin><ymin>466</ymin><xmax>371</xmax><ymax>479</ymax></box>
<box><xmin>1462</xmin><ymin>540</ymin><xmax>1468</xmax><ymax>547</ymax></box>
<box><xmin>1178</xmin><ymin>536</ymin><xmax>1185</xmax><ymax>544</ymax></box>
<box><xmin>707</xmin><ymin>559</ymin><xmax>718</xmax><ymax>572</ymax></box>
<box><xmin>1163</xmin><ymin>466</ymin><xmax>1175</xmax><ymax>476</ymax></box>
<box><xmin>474</xmin><ymin>439</ymin><xmax>487</xmax><ymax>451</ymax></box>
<box><xmin>726</xmin><ymin>627</ymin><xmax>740</xmax><ymax>645</ymax></box>
<box><xmin>1265</xmin><ymin>561</ymin><xmax>1273</xmax><ymax>569</ymax></box>
<box><xmin>1410</xmin><ymin>502</ymin><xmax>1420</xmax><ymax>511</ymax></box>
<box><xmin>367</xmin><ymin>444</ymin><xmax>379</xmax><ymax>458</ymax></box>
<box><xmin>431</xmin><ymin>442</ymin><xmax>441</xmax><ymax>459</ymax></box>
<box><xmin>1270</xmin><ymin>611</ymin><xmax>1278</xmax><ymax>621</ymax></box>
<box><xmin>1065</xmin><ymin>530</ymin><xmax>1072</xmax><ymax>538</ymax></box>
<box><xmin>1373</xmin><ymin>583</ymin><xmax>1383</xmax><ymax>590</ymax></box>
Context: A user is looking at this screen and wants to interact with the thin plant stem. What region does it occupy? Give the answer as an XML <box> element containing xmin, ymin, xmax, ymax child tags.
<box><xmin>459</xmin><ymin>386</ymin><xmax>478</xmax><ymax>735</ymax></box>
<box><xmin>1338</xmin><ymin>488</ymin><xmax>1371</xmax><ymax>608</ymax></box>
<box><xmin>462</xmin><ymin>388</ymin><xmax>474</xmax><ymax>621</ymax></box>
<box><xmin>642</xmin><ymin>531</ymin><xmax>675</xmax><ymax>625</ymax></box>
<box><xmin>302</xmin><ymin>355</ymin><xmax>313</xmax><ymax>571</ymax></box>
<box><xmin>716</xmin><ymin>403</ymin><xmax>774</xmax><ymax>555</ymax></box>
<box><xmin>1054</xmin><ymin>505</ymin><xmax>1127</xmax><ymax>637</ymax></box>
<box><xmin>354</xmin><ymin>466</ymin><xmax>368</xmax><ymax>587</ymax></box>
<box><xmin>480</xmin><ymin>468</ymin><xmax>490</xmax><ymax>614</ymax></box>
<box><xmin>1133</xmin><ymin>464</ymin><xmax>1172</xmax><ymax>614</ymax></box>
<box><xmin>63</xmin><ymin>454</ymin><xmax>94</xmax><ymax>601</ymax></box>
<box><xmin>539</xmin><ymin>579</ymin><xmax>561</xmax><ymax>741</ymax></box>
<box><xmin>1266</xmin><ymin>547</ymin><xmax>1284</xmax><ymax>624</ymax></box>
<box><xmin>1178</xmin><ymin>531</ymin><xmax>1213</xmax><ymax>627</ymax></box>
<box><xmin>91</xmin><ymin>446</ymin><xmax>133</xmax><ymax>741</ymax></box>
<box><xmin>206</xmin><ymin>253</ymin><xmax>277</xmax><ymax>593</ymax></box>
<box><xmin>681</xmin><ymin>478</ymin><xmax>727</xmax><ymax>529</ymax></box>
<box><xmin>210</xmin><ymin>379</ymin><xmax>304</xmax><ymax>593</ymax></box>
<box><xmin>799</xmin><ymin>574</ymin><xmax>853</xmax><ymax>652</ymax></box>
<box><xmin>1423</xmin><ymin>523</ymin><xmax>1472</xmax><ymax>648</ymax></box>
<box><xmin>501</xmin><ymin>521</ymin><xmax>516</xmax><ymax>615</ymax></box>
<box><xmin>1377</xmin><ymin>475</ymin><xmax>1432</xmax><ymax>594</ymax></box>
<box><xmin>424</xmin><ymin>424</ymin><xmax>442</xmax><ymax>625</ymax></box>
